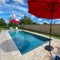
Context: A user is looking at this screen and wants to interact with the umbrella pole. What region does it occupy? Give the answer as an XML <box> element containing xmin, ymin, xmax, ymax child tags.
<box><xmin>45</xmin><ymin>3</ymin><xmax>54</xmax><ymax>51</ymax></box>
<box><xmin>49</xmin><ymin>19</ymin><xmax>54</xmax><ymax>49</ymax></box>
<box><xmin>49</xmin><ymin>19</ymin><xmax>52</xmax><ymax>46</ymax></box>
<box><xmin>45</xmin><ymin>19</ymin><xmax>54</xmax><ymax>51</ymax></box>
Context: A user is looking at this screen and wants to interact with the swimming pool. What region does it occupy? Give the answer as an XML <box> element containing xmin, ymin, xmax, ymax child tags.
<box><xmin>9</xmin><ymin>31</ymin><xmax>50</xmax><ymax>55</ymax></box>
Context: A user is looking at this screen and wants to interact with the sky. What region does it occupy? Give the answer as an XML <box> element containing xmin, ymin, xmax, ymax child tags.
<box><xmin>0</xmin><ymin>0</ymin><xmax>60</xmax><ymax>24</ymax></box>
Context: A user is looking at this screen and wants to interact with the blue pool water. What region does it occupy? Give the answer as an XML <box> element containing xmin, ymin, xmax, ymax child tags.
<box><xmin>9</xmin><ymin>31</ymin><xmax>50</xmax><ymax>55</ymax></box>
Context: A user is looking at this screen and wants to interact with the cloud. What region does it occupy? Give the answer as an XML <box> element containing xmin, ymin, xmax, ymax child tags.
<box><xmin>57</xmin><ymin>22</ymin><xmax>60</xmax><ymax>24</ymax></box>
<box><xmin>11</xmin><ymin>11</ymin><xmax>24</xmax><ymax>16</ymax></box>
<box><xmin>55</xmin><ymin>21</ymin><xmax>60</xmax><ymax>24</ymax></box>
<box><xmin>38</xmin><ymin>19</ymin><xmax>42</xmax><ymax>21</ymax></box>
<box><xmin>4</xmin><ymin>4</ymin><xmax>28</xmax><ymax>12</ymax></box>
<box><xmin>5</xmin><ymin>20</ymin><xmax>9</xmax><ymax>23</ymax></box>
<box><xmin>44</xmin><ymin>20</ymin><xmax>47</xmax><ymax>22</ymax></box>
<box><xmin>0</xmin><ymin>4</ymin><xmax>28</xmax><ymax>17</ymax></box>
<box><xmin>31</xmin><ymin>15</ymin><xmax>35</xmax><ymax>20</ymax></box>
<box><xmin>13</xmin><ymin>0</ymin><xmax>25</xmax><ymax>5</ymax></box>
<box><xmin>0</xmin><ymin>11</ymin><xmax>4</xmax><ymax>13</ymax></box>
<box><xmin>0</xmin><ymin>0</ymin><xmax>28</xmax><ymax>23</ymax></box>
<box><xmin>0</xmin><ymin>0</ymin><xmax>6</xmax><ymax>4</ymax></box>
<box><xmin>6</xmin><ymin>0</ymin><xmax>9</xmax><ymax>2</ymax></box>
<box><xmin>10</xmin><ymin>12</ymin><xmax>24</xmax><ymax>20</ymax></box>
<box><xmin>54</xmin><ymin>19</ymin><xmax>60</xmax><ymax>20</ymax></box>
<box><xmin>44</xmin><ymin>20</ymin><xmax>51</xmax><ymax>24</ymax></box>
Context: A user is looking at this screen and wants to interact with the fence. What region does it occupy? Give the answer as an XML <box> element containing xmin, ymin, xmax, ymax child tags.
<box><xmin>21</xmin><ymin>24</ymin><xmax>60</xmax><ymax>35</ymax></box>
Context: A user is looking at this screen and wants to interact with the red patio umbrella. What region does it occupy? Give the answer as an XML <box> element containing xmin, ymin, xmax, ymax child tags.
<box><xmin>28</xmin><ymin>0</ymin><xmax>60</xmax><ymax>51</ymax></box>
<box><xmin>9</xmin><ymin>19</ymin><xmax>20</xmax><ymax>24</ymax></box>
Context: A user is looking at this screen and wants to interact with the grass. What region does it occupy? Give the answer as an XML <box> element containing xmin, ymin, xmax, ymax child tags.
<box><xmin>0</xmin><ymin>27</ymin><xmax>6</xmax><ymax>30</ymax></box>
<box><xmin>39</xmin><ymin>32</ymin><xmax>60</xmax><ymax>39</ymax></box>
<box><xmin>0</xmin><ymin>26</ymin><xmax>9</xmax><ymax>32</ymax></box>
<box><xmin>0</xmin><ymin>27</ymin><xmax>9</xmax><ymax>30</ymax></box>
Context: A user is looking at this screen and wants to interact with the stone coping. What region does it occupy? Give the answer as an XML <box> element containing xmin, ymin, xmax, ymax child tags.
<box><xmin>0</xmin><ymin>30</ymin><xmax>60</xmax><ymax>60</ymax></box>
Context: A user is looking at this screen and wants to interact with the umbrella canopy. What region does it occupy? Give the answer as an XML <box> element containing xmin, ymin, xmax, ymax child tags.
<box><xmin>28</xmin><ymin>0</ymin><xmax>60</xmax><ymax>51</ymax></box>
<box><xmin>9</xmin><ymin>19</ymin><xmax>20</xmax><ymax>24</ymax></box>
<box><xmin>28</xmin><ymin>0</ymin><xmax>60</xmax><ymax>19</ymax></box>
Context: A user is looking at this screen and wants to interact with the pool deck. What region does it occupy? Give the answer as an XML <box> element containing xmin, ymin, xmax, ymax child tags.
<box><xmin>0</xmin><ymin>30</ymin><xmax>60</xmax><ymax>60</ymax></box>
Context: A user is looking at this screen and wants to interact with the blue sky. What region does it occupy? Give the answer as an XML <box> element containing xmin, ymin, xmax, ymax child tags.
<box><xmin>0</xmin><ymin>0</ymin><xmax>60</xmax><ymax>24</ymax></box>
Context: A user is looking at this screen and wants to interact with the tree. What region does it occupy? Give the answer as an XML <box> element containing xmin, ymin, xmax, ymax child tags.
<box><xmin>20</xmin><ymin>15</ymin><xmax>33</xmax><ymax>24</ymax></box>
<box><xmin>43</xmin><ymin>22</ymin><xmax>48</xmax><ymax>24</ymax></box>
<box><xmin>0</xmin><ymin>18</ymin><xmax>6</xmax><ymax>26</ymax></box>
<box><xmin>8</xmin><ymin>22</ymin><xmax>18</xmax><ymax>26</ymax></box>
<box><xmin>32</xmin><ymin>22</ymin><xmax>38</xmax><ymax>25</ymax></box>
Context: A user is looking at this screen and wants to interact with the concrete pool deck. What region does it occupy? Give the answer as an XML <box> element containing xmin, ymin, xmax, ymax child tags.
<box><xmin>0</xmin><ymin>30</ymin><xmax>60</xmax><ymax>60</ymax></box>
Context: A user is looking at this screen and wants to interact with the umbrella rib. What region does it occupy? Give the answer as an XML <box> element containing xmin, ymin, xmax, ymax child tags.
<box><xmin>38</xmin><ymin>8</ymin><xmax>49</xmax><ymax>18</ymax></box>
<box><xmin>28</xmin><ymin>0</ymin><xmax>43</xmax><ymax>2</ymax></box>
<box><xmin>56</xmin><ymin>10</ymin><xmax>60</xmax><ymax>18</ymax></box>
<box><xmin>38</xmin><ymin>4</ymin><xmax>52</xmax><ymax>18</ymax></box>
<box><xmin>29</xmin><ymin>4</ymin><xmax>52</xmax><ymax>18</ymax></box>
<box><xmin>52</xmin><ymin>3</ymin><xmax>60</xmax><ymax>18</ymax></box>
<box><xmin>38</xmin><ymin>3</ymin><xmax>60</xmax><ymax>19</ymax></box>
<box><xmin>28</xmin><ymin>0</ymin><xmax>60</xmax><ymax>4</ymax></box>
<box><xmin>30</xmin><ymin>6</ymin><xmax>48</xmax><ymax>13</ymax></box>
<box><xmin>28</xmin><ymin>0</ymin><xmax>60</xmax><ymax>19</ymax></box>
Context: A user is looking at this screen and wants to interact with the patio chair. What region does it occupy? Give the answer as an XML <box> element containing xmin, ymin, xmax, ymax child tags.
<box><xmin>15</xmin><ymin>27</ymin><xmax>18</xmax><ymax>31</ymax></box>
<box><xmin>10</xmin><ymin>27</ymin><xmax>14</xmax><ymax>31</ymax></box>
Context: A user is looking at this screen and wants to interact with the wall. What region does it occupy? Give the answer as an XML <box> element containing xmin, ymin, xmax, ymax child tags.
<box><xmin>22</xmin><ymin>24</ymin><xmax>60</xmax><ymax>35</ymax></box>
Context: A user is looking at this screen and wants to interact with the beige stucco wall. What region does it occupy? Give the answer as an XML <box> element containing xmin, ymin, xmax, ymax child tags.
<box><xmin>21</xmin><ymin>24</ymin><xmax>60</xmax><ymax>35</ymax></box>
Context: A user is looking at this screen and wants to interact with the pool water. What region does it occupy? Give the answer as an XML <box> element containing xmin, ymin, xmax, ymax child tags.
<box><xmin>9</xmin><ymin>31</ymin><xmax>49</xmax><ymax>55</ymax></box>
